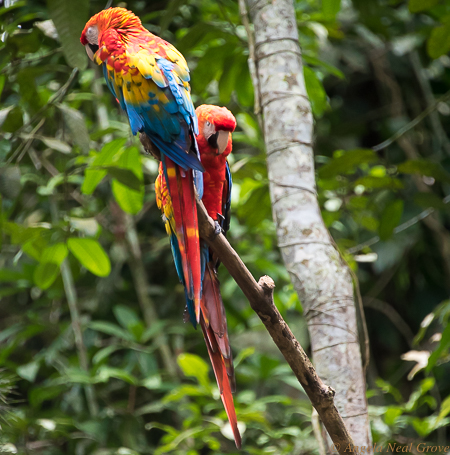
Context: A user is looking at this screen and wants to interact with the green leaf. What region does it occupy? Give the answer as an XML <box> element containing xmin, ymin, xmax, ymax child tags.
<box><xmin>322</xmin><ymin>0</ymin><xmax>341</xmax><ymax>19</ymax></box>
<box><xmin>438</xmin><ymin>395</ymin><xmax>450</xmax><ymax>421</ymax></box>
<box><xmin>235</xmin><ymin>62</ymin><xmax>254</xmax><ymax>107</ymax></box>
<box><xmin>304</xmin><ymin>66</ymin><xmax>327</xmax><ymax>117</ymax></box>
<box><xmin>113</xmin><ymin>305</ymin><xmax>140</xmax><ymax>330</ymax></box>
<box><xmin>427</xmin><ymin>323</ymin><xmax>450</xmax><ymax>371</ymax></box>
<box><xmin>110</xmin><ymin>146</ymin><xmax>144</xmax><ymax>214</ymax></box>
<box><xmin>302</xmin><ymin>54</ymin><xmax>344</xmax><ymax>79</ymax></box>
<box><xmin>40</xmin><ymin>137</ymin><xmax>72</xmax><ymax>154</ymax></box>
<box><xmin>88</xmin><ymin>321</ymin><xmax>135</xmax><ymax>342</ymax></box>
<box><xmin>397</xmin><ymin>159</ymin><xmax>450</xmax><ymax>184</ymax></box>
<box><xmin>427</xmin><ymin>19</ymin><xmax>450</xmax><ymax>60</ymax></box>
<box><xmin>318</xmin><ymin>149</ymin><xmax>377</xmax><ymax>178</ymax></box>
<box><xmin>81</xmin><ymin>133</ymin><xmax>126</xmax><ymax>195</ymax></box>
<box><xmin>177</xmin><ymin>353</ymin><xmax>209</xmax><ymax>388</ymax></box>
<box><xmin>58</xmin><ymin>104</ymin><xmax>90</xmax><ymax>154</ymax></box>
<box><xmin>95</xmin><ymin>366</ymin><xmax>138</xmax><ymax>385</ymax></box>
<box><xmin>41</xmin><ymin>243</ymin><xmax>68</xmax><ymax>265</ymax></box>
<box><xmin>34</xmin><ymin>262</ymin><xmax>59</xmax><ymax>289</ymax></box>
<box><xmin>378</xmin><ymin>200</ymin><xmax>404</xmax><ymax>241</ymax></box>
<box><xmin>67</xmin><ymin>238</ymin><xmax>111</xmax><ymax>277</ymax></box>
<box><xmin>141</xmin><ymin>321</ymin><xmax>167</xmax><ymax>343</ymax></box>
<box><xmin>17</xmin><ymin>361</ymin><xmax>40</xmax><ymax>382</ymax></box>
<box><xmin>409</xmin><ymin>0</ymin><xmax>439</xmax><ymax>13</ymax></box>
<box><xmin>103</xmin><ymin>167</ymin><xmax>141</xmax><ymax>192</ymax></box>
<box><xmin>92</xmin><ymin>345</ymin><xmax>121</xmax><ymax>364</ymax></box>
<box><xmin>47</xmin><ymin>0</ymin><xmax>89</xmax><ymax>69</ymax></box>
<box><xmin>414</xmin><ymin>192</ymin><xmax>450</xmax><ymax>211</ymax></box>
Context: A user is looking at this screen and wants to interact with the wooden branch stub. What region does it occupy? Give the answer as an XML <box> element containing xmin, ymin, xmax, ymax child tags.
<box><xmin>196</xmin><ymin>198</ymin><xmax>355</xmax><ymax>454</ymax></box>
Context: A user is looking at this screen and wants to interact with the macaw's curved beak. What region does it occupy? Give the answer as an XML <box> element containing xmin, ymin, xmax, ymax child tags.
<box><xmin>85</xmin><ymin>43</ymin><xmax>99</xmax><ymax>61</ymax></box>
<box><xmin>207</xmin><ymin>130</ymin><xmax>229</xmax><ymax>154</ymax></box>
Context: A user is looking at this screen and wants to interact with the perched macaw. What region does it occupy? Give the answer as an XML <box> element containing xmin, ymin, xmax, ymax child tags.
<box><xmin>80</xmin><ymin>7</ymin><xmax>203</xmax><ymax>319</ymax></box>
<box><xmin>155</xmin><ymin>105</ymin><xmax>240</xmax><ymax>448</ymax></box>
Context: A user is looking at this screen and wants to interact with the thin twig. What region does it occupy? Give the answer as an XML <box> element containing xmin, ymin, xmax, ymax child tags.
<box><xmin>121</xmin><ymin>209</ymin><xmax>178</xmax><ymax>378</ymax></box>
<box><xmin>50</xmin><ymin>197</ymin><xmax>99</xmax><ymax>417</ymax></box>
<box><xmin>238</xmin><ymin>0</ymin><xmax>263</xmax><ymax>131</ymax></box>
<box><xmin>346</xmin><ymin>195</ymin><xmax>450</xmax><ymax>255</ymax></box>
<box><xmin>363</xmin><ymin>298</ymin><xmax>414</xmax><ymax>348</ymax></box>
<box><xmin>371</xmin><ymin>89</ymin><xmax>450</xmax><ymax>152</ymax></box>
<box><xmin>9</xmin><ymin>68</ymin><xmax>79</xmax><ymax>141</ymax></box>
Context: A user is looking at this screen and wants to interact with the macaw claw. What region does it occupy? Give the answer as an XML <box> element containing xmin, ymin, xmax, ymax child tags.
<box><xmin>214</xmin><ymin>220</ymin><xmax>224</xmax><ymax>235</ymax></box>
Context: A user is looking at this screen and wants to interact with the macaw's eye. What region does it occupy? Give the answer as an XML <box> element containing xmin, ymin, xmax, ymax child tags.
<box><xmin>85</xmin><ymin>43</ymin><xmax>99</xmax><ymax>61</ymax></box>
<box><xmin>206</xmin><ymin>121</ymin><xmax>211</xmax><ymax>126</ymax></box>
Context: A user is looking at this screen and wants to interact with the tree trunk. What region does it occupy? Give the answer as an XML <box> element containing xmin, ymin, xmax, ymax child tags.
<box><xmin>242</xmin><ymin>0</ymin><xmax>372</xmax><ymax>450</ymax></box>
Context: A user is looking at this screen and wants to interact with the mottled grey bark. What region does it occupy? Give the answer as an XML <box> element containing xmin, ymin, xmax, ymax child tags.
<box><xmin>242</xmin><ymin>0</ymin><xmax>372</xmax><ymax>450</ymax></box>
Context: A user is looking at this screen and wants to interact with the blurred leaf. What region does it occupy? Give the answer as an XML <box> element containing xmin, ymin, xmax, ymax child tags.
<box><xmin>47</xmin><ymin>0</ymin><xmax>89</xmax><ymax>69</ymax></box>
<box><xmin>95</xmin><ymin>366</ymin><xmax>138</xmax><ymax>385</ymax></box>
<box><xmin>322</xmin><ymin>0</ymin><xmax>341</xmax><ymax>20</ymax></box>
<box><xmin>438</xmin><ymin>395</ymin><xmax>450</xmax><ymax>421</ymax></box>
<box><xmin>0</xmin><ymin>106</ymin><xmax>14</xmax><ymax>128</ymax></box>
<box><xmin>409</xmin><ymin>0</ymin><xmax>439</xmax><ymax>12</ymax></box>
<box><xmin>397</xmin><ymin>160</ymin><xmax>450</xmax><ymax>183</ymax></box>
<box><xmin>113</xmin><ymin>305</ymin><xmax>140</xmax><ymax>330</ymax></box>
<box><xmin>81</xmin><ymin>137</ymin><xmax>126</xmax><ymax>195</ymax></box>
<box><xmin>379</xmin><ymin>200</ymin><xmax>404</xmax><ymax>241</ymax></box>
<box><xmin>40</xmin><ymin>137</ymin><xmax>72</xmax><ymax>154</ymax></box>
<box><xmin>34</xmin><ymin>262</ymin><xmax>59</xmax><ymax>289</ymax></box>
<box><xmin>67</xmin><ymin>238</ymin><xmax>111</xmax><ymax>277</ymax></box>
<box><xmin>110</xmin><ymin>146</ymin><xmax>144</xmax><ymax>214</ymax></box>
<box><xmin>17</xmin><ymin>361</ymin><xmax>40</xmax><ymax>382</ymax></box>
<box><xmin>427</xmin><ymin>18</ymin><xmax>450</xmax><ymax>59</ymax></box>
<box><xmin>414</xmin><ymin>192</ymin><xmax>450</xmax><ymax>211</ymax></box>
<box><xmin>304</xmin><ymin>66</ymin><xmax>328</xmax><ymax>117</ymax></box>
<box><xmin>58</xmin><ymin>104</ymin><xmax>90</xmax><ymax>154</ymax></box>
<box><xmin>427</xmin><ymin>322</ymin><xmax>450</xmax><ymax>371</ymax></box>
<box><xmin>177</xmin><ymin>353</ymin><xmax>209</xmax><ymax>388</ymax></box>
<box><xmin>2</xmin><ymin>106</ymin><xmax>23</xmax><ymax>132</ymax></box>
<box><xmin>41</xmin><ymin>243</ymin><xmax>68</xmax><ymax>265</ymax></box>
<box><xmin>318</xmin><ymin>149</ymin><xmax>377</xmax><ymax>178</ymax></box>
<box><xmin>88</xmin><ymin>321</ymin><xmax>135</xmax><ymax>342</ymax></box>
<box><xmin>92</xmin><ymin>345</ymin><xmax>121</xmax><ymax>364</ymax></box>
<box><xmin>101</xmin><ymin>167</ymin><xmax>141</xmax><ymax>192</ymax></box>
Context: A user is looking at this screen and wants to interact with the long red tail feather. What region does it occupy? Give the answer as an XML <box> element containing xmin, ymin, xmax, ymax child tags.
<box><xmin>200</xmin><ymin>262</ymin><xmax>241</xmax><ymax>448</ymax></box>
<box><xmin>201</xmin><ymin>317</ymin><xmax>241</xmax><ymax>448</ymax></box>
<box><xmin>164</xmin><ymin>156</ymin><xmax>202</xmax><ymax>321</ymax></box>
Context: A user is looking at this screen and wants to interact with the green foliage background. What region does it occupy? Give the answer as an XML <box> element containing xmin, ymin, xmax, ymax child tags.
<box><xmin>1</xmin><ymin>0</ymin><xmax>450</xmax><ymax>453</ymax></box>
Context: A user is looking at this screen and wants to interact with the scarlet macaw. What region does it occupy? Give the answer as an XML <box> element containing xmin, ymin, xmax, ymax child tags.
<box><xmin>80</xmin><ymin>7</ymin><xmax>203</xmax><ymax>319</ymax></box>
<box><xmin>155</xmin><ymin>105</ymin><xmax>240</xmax><ymax>448</ymax></box>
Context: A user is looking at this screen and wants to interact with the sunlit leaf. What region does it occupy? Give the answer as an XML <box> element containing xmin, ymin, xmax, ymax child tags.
<box><xmin>81</xmin><ymin>138</ymin><xmax>126</xmax><ymax>195</ymax></box>
<box><xmin>111</xmin><ymin>146</ymin><xmax>144</xmax><ymax>214</ymax></box>
<box><xmin>33</xmin><ymin>262</ymin><xmax>59</xmax><ymax>289</ymax></box>
<box><xmin>322</xmin><ymin>0</ymin><xmax>341</xmax><ymax>19</ymax></box>
<box><xmin>67</xmin><ymin>238</ymin><xmax>111</xmax><ymax>277</ymax></box>
<box><xmin>304</xmin><ymin>66</ymin><xmax>327</xmax><ymax>117</ymax></box>
<box><xmin>41</xmin><ymin>243</ymin><xmax>68</xmax><ymax>265</ymax></box>
<box><xmin>177</xmin><ymin>353</ymin><xmax>209</xmax><ymax>388</ymax></box>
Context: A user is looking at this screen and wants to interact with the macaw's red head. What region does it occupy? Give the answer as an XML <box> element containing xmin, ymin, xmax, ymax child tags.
<box><xmin>196</xmin><ymin>105</ymin><xmax>237</xmax><ymax>158</ymax></box>
<box><xmin>80</xmin><ymin>7</ymin><xmax>144</xmax><ymax>61</ymax></box>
